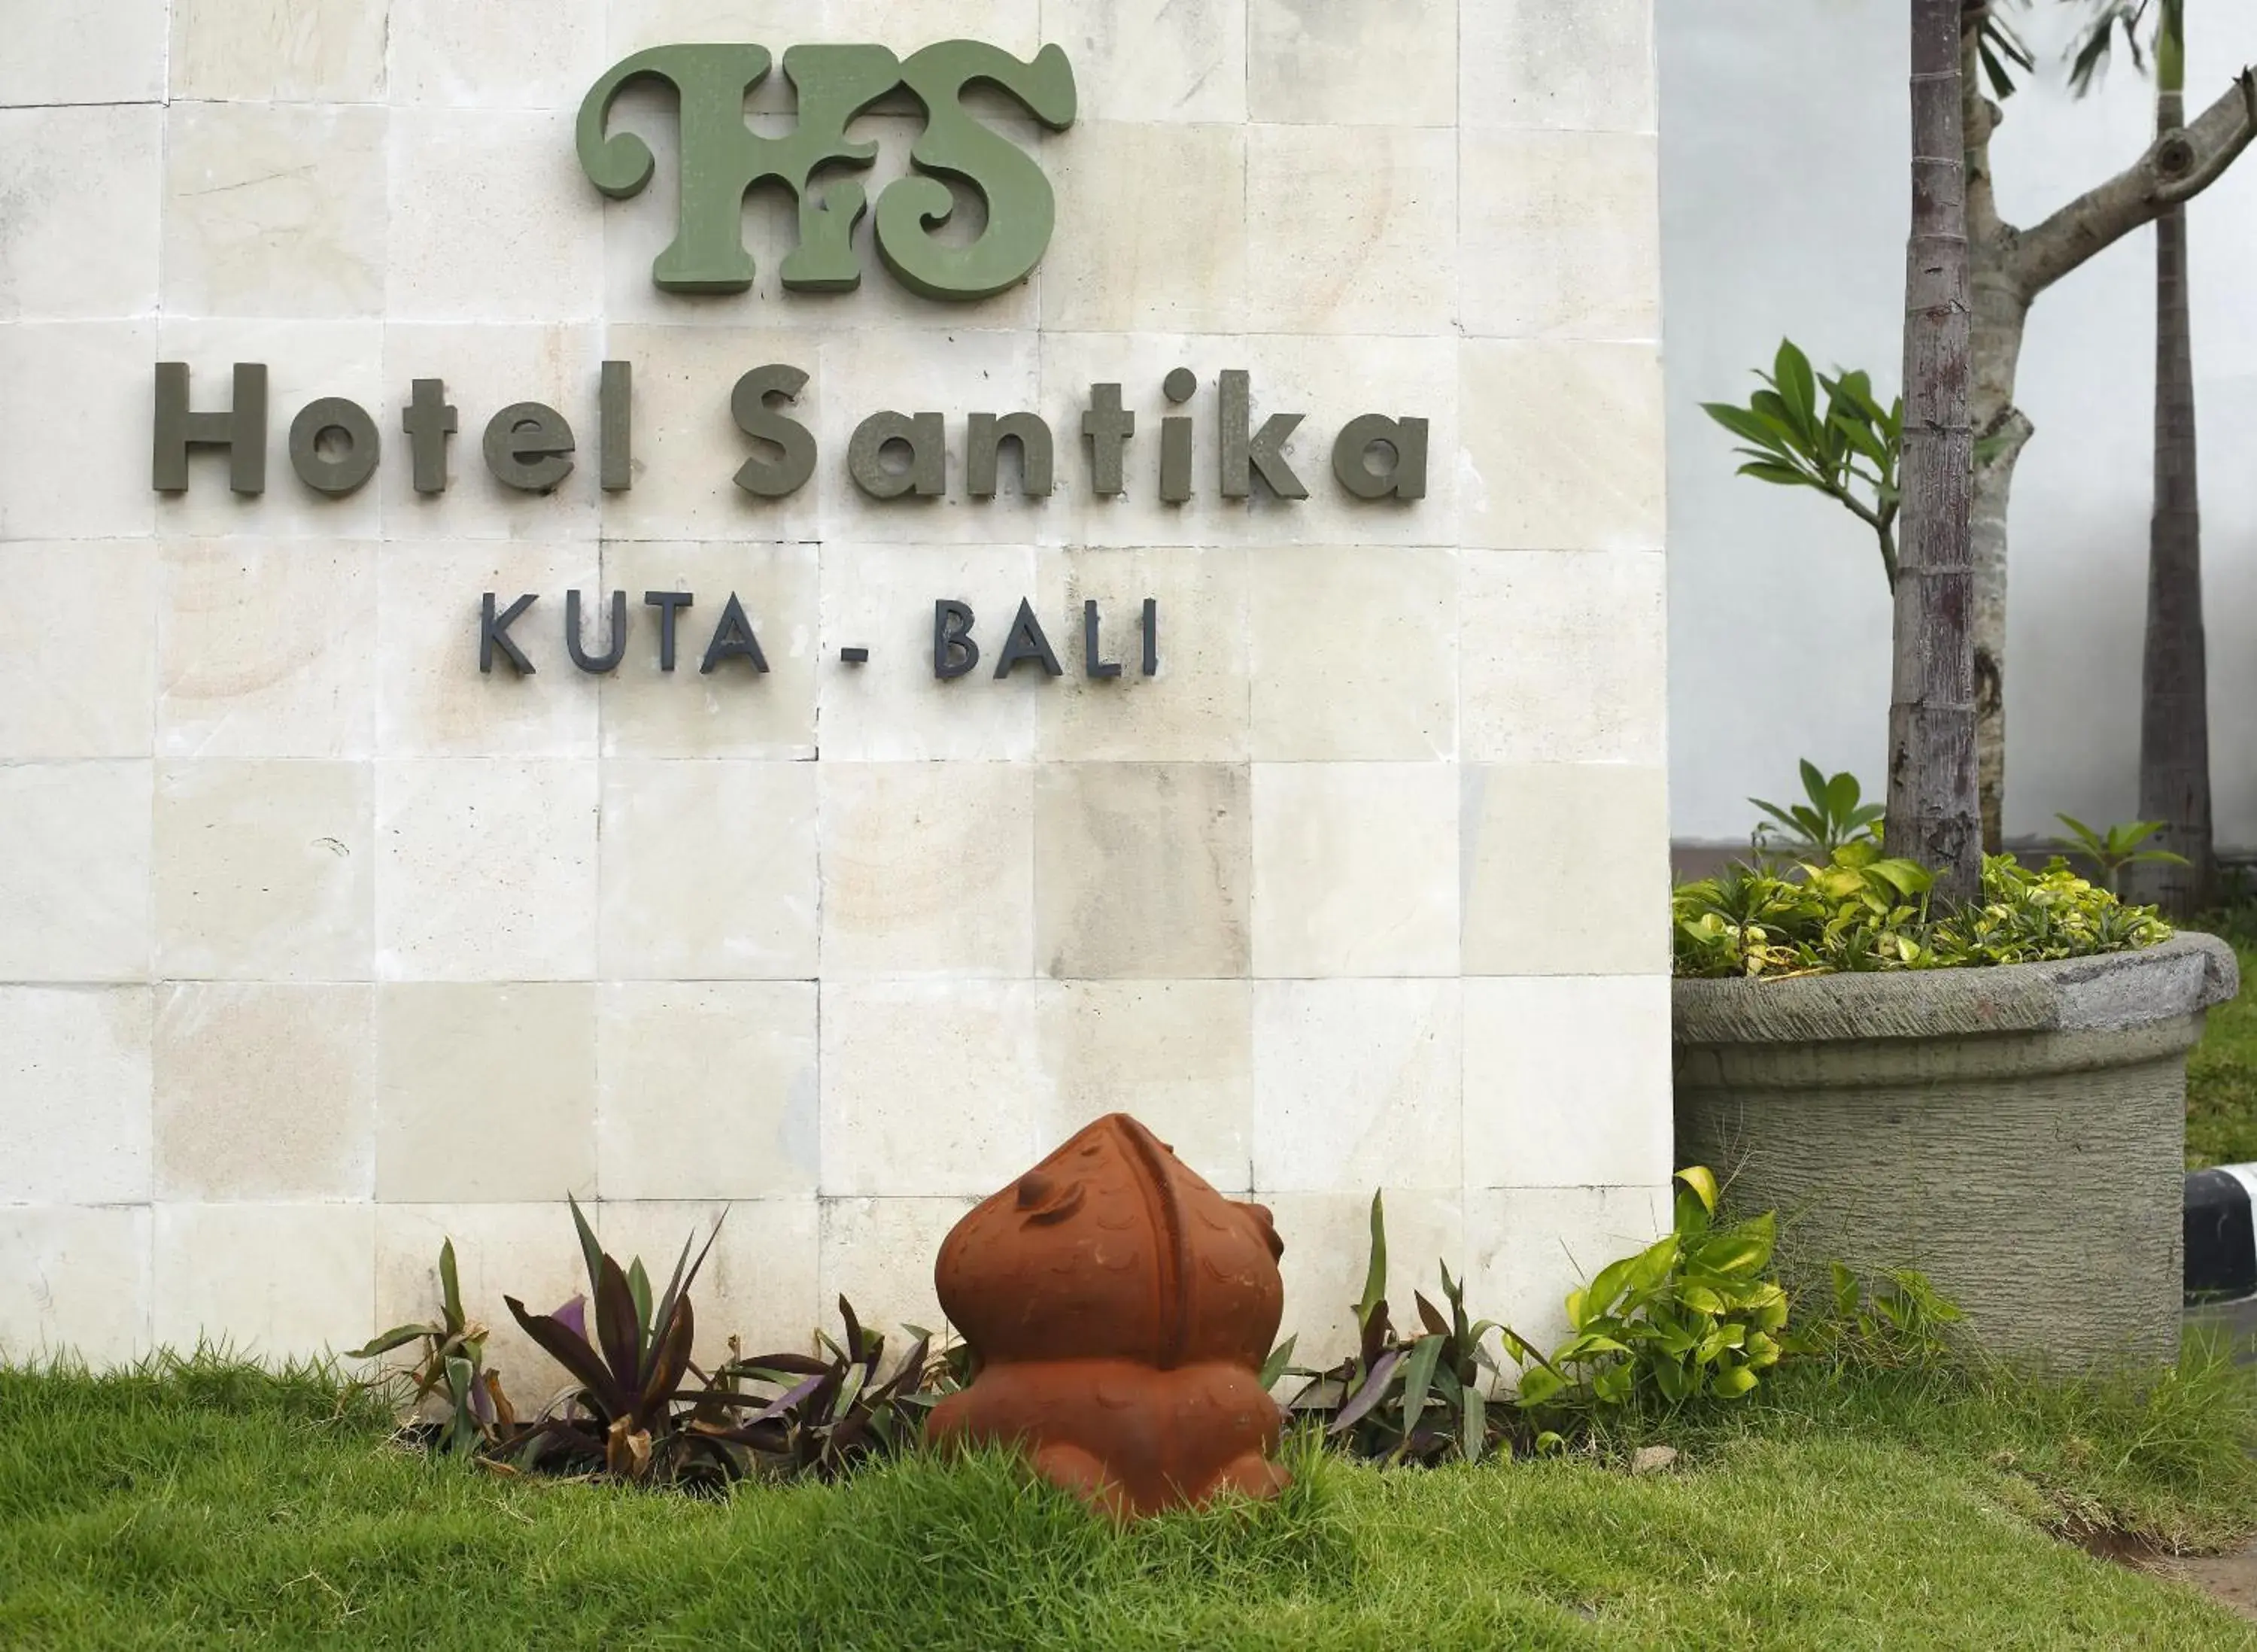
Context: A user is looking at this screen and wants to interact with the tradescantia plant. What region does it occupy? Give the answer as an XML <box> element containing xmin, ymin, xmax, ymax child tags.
<box><xmin>1274</xmin><ymin>1194</ymin><xmax>1507</xmax><ymax>1465</ymax></box>
<box><xmin>501</xmin><ymin>1197</ymin><xmax>724</xmax><ymax>1481</ymax></box>
<box><xmin>348</xmin><ymin>1237</ymin><xmax>510</xmax><ymax>1455</ymax></box>
<box><xmin>691</xmin><ymin>1301</ymin><xmax>948</xmax><ymax>1483</ymax></box>
<box><xmin>361</xmin><ymin>1200</ymin><xmax>956</xmax><ymax>1489</ymax></box>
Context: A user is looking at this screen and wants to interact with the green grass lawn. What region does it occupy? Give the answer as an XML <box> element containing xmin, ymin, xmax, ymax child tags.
<box><xmin>2187</xmin><ymin>919</ymin><xmax>2257</xmax><ymax>1169</ymax></box>
<box><xmin>7</xmin><ymin>1352</ymin><xmax>2257</xmax><ymax>1648</ymax></box>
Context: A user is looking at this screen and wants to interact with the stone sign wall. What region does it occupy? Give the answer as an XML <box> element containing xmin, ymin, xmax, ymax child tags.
<box><xmin>0</xmin><ymin>0</ymin><xmax>1668</xmax><ymax>1377</ymax></box>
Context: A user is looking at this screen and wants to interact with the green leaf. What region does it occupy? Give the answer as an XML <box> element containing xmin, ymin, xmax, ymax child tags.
<box><xmin>627</xmin><ymin>1257</ymin><xmax>655</xmax><ymax>1371</ymax></box>
<box><xmin>1397</xmin><ymin>1335</ymin><xmax>1446</xmax><ymax>1445</ymax></box>
<box><xmin>1736</xmin><ymin>460</ymin><xmax>1815</xmax><ymax>489</ymax></box>
<box><xmin>1703</xmin><ymin>400</ymin><xmax>1798</xmax><ymax>458</ymax></box>
<box><xmin>1751</xmin><ymin>796</ymin><xmax>1816</xmax><ymax>840</ymax></box>
<box><xmin>1696</xmin><ymin>1214</ymin><xmax>1775</xmax><ymax>1277</ymax></box>
<box><xmin>1830</xmin><ymin>369</ymin><xmax>1892</xmax><ymax>430</ymax></box>
<box><xmin>438</xmin><ymin>1238</ymin><xmax>464</xmax><ymax>1330</ymax></box>
<box><xmin>1746</xmin><ymin>390</ymin><xmax>1812</xmax><ymax>459</ymax></box>
<box><xmin>1652</xmin><ymin>1356</ymin><xmax>1691</xmax><ymax>1404</ymax></box>
<box><xmin>1583</xmin><ymin>1255</ymin><xmax>1636</xmax><ymax>1323</ymax></box>
<box><xmin>1554</xmin><ymin>1332</ymin><xmax>1633</xmax><ymax>1361</ymax></box>
<box><xmin>1356</xmin><ymin>1191</ymin><xmax>1388</xmax><ymax>1334</ymax></box>
<box><xmin>2055</xmin><ymin>813</ymin><xmax>2105</xmax><ymax>857</ymax></box>
<box><xmin>1259</xmin><ymin>1335</ymin><xmax>1298</xmax><ymax>1392</ymax></box>
<box><xmin>1460</xmin><ymin>1383</ymin><xmax>1487</xmax><ymax>1464</ymax></box>
<box><xmin>1865</xmin><ymin>858</ymin><xmax>1936</xmax><ymax>898</ymax></box>
<box><xmin>1824</xmin><ymin>1264</ymin><xmax>1860</xmax><ymax>1327</ymax></box>
<box><xmin>1830</xmin><ymin>412</ymin><xmax>1890</xmax><ymax>468</ymax></box>
<box><xmin>1562</xmin><ymin>1287</ymin><xmax>1589</xmax><ymax>1332</ymax></box>
<box><xmin>652</xmin><ymin>1215</ymin><xmax>726</xmax><ymax>1361</ymax></box>
<box><xmin>1674</xmin><ymin>1166</ymin><xmax>1720</xmax><ymax>1216</ymax></box>
<box><xmin>567</xmin><ymin>1192</ymin><xmax>606</xmax><ymax>1301</ymax></box>
<box><xmin>1712</xmin><ymin>1362</ymin><xmax>1760</xmax><ymax>1398</ymax></box>
<box><xmin>1624</xmin><ymin>1234</ymin><xmax>1680</xmax><ymax>1296</ymax></box>
<box><xmin>1515</xmin><ymin>1365</ymin><xmax>1566</xmax><ymax>1408</ymax></box>
<box><xmin>1773</xmin><ymin>340</ymin><xmax>1818</xmax><ymax>436</ymax></box>
<box><xmin>345</xmin><ymin>1323</ymin><xmax>437</xmax><ymax>1359</ymax></box>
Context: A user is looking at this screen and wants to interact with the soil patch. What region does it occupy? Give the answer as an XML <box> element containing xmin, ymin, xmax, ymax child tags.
<box><xmin>2073</xmin><ymin>1526</ymin><xmax>2257</xmax><ymax>1623</ymax></box>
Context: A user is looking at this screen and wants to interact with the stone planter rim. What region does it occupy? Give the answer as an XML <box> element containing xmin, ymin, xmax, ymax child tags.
<box><xmin>1672</xmin><ymin>932</ymin><xmax>2239</xmax><ymax>1047</ymax></box>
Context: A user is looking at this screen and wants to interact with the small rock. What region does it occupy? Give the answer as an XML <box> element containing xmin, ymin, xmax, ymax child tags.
<box><xmin>1630</xmin><ymin>1445</ymin><xmax>1678</xmax><ymax>1475</ymax></box>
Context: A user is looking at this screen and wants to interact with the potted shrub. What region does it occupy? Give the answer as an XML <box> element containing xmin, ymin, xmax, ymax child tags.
<box><xmin>1676</xmin><ymin>2</ymin><xmax>2237</xmax><ymax>1371</ymax></box>
<box><xmin>1672</xmin><ymin>831</ymin><xmax>2234</xmax><ymax>1368</ymax></box>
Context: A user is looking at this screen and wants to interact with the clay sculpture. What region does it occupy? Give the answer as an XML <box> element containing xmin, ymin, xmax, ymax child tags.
<box><xmin>924</xmin><ymin>1113</ymin><xmax>1291</xmax><ymax>1517</ymax></box>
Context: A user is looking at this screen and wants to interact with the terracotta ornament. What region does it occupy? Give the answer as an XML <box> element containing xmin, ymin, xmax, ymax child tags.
<box><xmin>924</xmin><ymin>1113</ymin><xmax>1291</xmax><ymax>1517</ymax></box>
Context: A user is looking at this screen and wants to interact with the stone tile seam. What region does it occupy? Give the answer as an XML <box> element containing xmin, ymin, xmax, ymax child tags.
<box><xmin>0</xmin><ymin>103</ymin><xmax>1654</xmax><ymax>135</ymax></box>
<box><xmin>12</xmin><ymin>317</ymin><xmax>1660</xmax><ymax>345</ymax></box>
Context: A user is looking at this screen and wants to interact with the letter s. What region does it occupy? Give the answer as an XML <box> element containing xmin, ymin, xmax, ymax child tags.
<box><xmin>875</xmin><ymin>42</ymin><xmax>1077</xmax><ymax>302</ymax></box>
<box><xmin>731</xmin><ymin>365</ymin><xmax>818</xmax><ymax>498</ymax></box>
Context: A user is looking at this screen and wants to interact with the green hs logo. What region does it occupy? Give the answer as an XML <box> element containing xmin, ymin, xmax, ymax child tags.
<box><xmin>578</xmin><ymin>42</ymin><xmax>1076</xmax><ymax>302</ymax></box>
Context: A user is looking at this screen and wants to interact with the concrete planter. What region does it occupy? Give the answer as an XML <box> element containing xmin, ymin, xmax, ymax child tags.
<box><xmin>1674</xmin><ymin>934</ymin><xmax>2239</xmax><ymax>1369</ymax></box>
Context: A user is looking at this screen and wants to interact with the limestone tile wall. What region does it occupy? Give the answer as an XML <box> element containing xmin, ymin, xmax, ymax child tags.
<box><xmin>0</xmin><ymin>0</ymin><xmax>1665</xmax><ymax>1377</ymax></box>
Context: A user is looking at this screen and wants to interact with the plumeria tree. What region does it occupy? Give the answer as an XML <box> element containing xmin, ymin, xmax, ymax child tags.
<box><xmin>1709</xmin><ymin>1</ymin><xmax>2255</xmax><ymax>854</ymax></box>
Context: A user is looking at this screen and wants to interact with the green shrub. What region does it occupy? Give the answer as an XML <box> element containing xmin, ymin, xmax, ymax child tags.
<box><xmin>1674</xmin><ymin>843</ymin><xmax>2172</xmax><ymax>979</ymax></box>
<box><xmin>1749</xmin><ymin>760</ymin><xmax>1885</xmax><ymax>861</ymax></box>
<box><xmin>1504</xmin><ymin>1168</ymin><xmax>1787</xmax><ymax>1419</ymax></box>
<box><xmin>1277</xmin><ymin>1171</ymin><xmax>1816</xmax><ymax>1459</ymax></box>
<box><xmin>2052</xmin><ymin>813</ymin><xmax>2186</xmax><ymax>896</ymax></box>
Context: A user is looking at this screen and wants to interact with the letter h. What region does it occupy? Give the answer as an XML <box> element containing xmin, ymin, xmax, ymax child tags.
<box><xmin>152</xmin><ymin>362</ymin><xmax>267</xmax><ymax>493</ymax></box>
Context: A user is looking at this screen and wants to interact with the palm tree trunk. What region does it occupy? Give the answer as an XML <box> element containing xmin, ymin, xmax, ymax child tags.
<box><xmin>1887</xmin><ymin>0</ymin><xmax>1984</xmax><ymax>903</ymax></box>
<box><xmin>2131</xmin><ymin>2</ymin><xmax>2217</xmax><ymax>916</ymax></box>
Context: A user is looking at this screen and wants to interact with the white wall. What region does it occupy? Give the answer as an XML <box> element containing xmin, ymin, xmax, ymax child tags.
<box><xmin>1662</xmin><ymin>0</ymin><xmax>2257</xmax><ymax>847</ymax></box>
<box><xmin>0</xmin><ymin>0</ymin><xmax>1673</xmax><ymax>1374</ymax></box>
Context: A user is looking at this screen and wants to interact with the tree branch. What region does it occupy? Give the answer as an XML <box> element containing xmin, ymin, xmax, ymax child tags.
<box><xmin>2010</xmin><ymin>67</ymin><xmax>2257</xmax><ymax>298</ymax></box>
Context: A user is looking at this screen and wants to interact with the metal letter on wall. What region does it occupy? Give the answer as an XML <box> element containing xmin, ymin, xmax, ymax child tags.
<box><xmin>579</xmin><ymin>41</ymin><xmax>1074</xmax><ymax>301</ymax></box>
